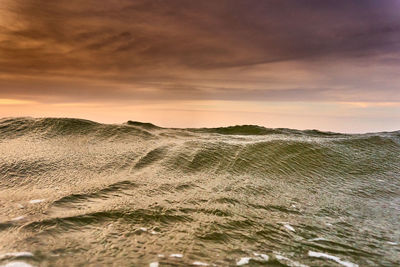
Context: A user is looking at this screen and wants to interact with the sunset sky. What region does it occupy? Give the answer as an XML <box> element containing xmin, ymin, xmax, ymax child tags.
<box><xmin>1</xmin><ymin>0</ymin><xmax>400</xmax><ymax>133</ymax></box>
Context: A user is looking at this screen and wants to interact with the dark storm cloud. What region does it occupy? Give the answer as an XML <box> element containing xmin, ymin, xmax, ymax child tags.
<box><xmin>0</xmin><ymin>0</ymin><xmax>400</xmax><ymax>102</ymax></box>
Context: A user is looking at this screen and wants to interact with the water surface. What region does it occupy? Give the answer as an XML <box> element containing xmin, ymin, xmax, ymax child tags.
<box><xmin>0</xmin><ymin>118</ymin><xmax>399</xmax><ymax>266</ymax></box>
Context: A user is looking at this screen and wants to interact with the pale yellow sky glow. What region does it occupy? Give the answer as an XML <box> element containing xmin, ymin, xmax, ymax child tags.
<box><xmin>1</xmin><ymin>100</ymin><xmax>399</xmax><ymax>133</ymax></box>
<box><xmin>0</xmin><ymin>98</ymin><xmax>36</xmax><ymax>105</ymax></box>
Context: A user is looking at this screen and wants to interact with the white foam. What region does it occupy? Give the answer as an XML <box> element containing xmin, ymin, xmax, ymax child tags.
<box><xmin>11</xmin><ymin>216</ymin><xmax>25</xmax><ymax>221</ymax></box>
<box><xmin>28</xmin><ymin>199</ymin><xmax>44</xmax><ymax>204</ymax></box>
<box><xmin>0</xmin><ymin>252</ymin><xmax>34</xmax><ymax>259</ymax></box>
<box><xmin>236</xmin><ymin>257</ymin><xmax>251</xmax><ymax>266</ymax></box>
<box><xmin>387</xmin><ymin>241</ymin><xmax>398</xmax><ymax>245</ymax></box>
<box><xmin>284</xmin><ymin>224</ymin><xmax>295</xmax><ymax>232</ymax></box>
<box><xmin>169</xmin><ymin>254</ymin><xmax>183</xmax><ymax>258</ymax></box>
<box><xmin>275</xmin><ymin>254</ymin><xmax>285</xmax><ymax>260</ymax></box>
<box><xmin>149</xmin><ymin>262</ymin><xmax>158</xmax><ymax>267</ymax></box>
<box><xmin>0</xmin><ymin>262</ymin><xmax>34</xmax><ymax>267</ymax></box>
<box><xmin>139</xmin><ymin>227</ymin><xmax>147</xmax><ymax>231</ymax></box>
<box><xmin>150</xmin><ymin>230</ymin><xmax>158</xmax><ymax>235</ymax></box>
<box><xmin>275</xmin><ymin>254</ymin><xmax>308</xmax><ymax>267</ymax></box>
<box><xmin>157</xmin><ymin>254</ymin><xmax>164</xmax><ymax>258</ymax></box>
<box><xmin>193</xmin><ymin>261</ymin><xmax>209</xmax><ymax>266</ymax></box>
<box><xmin>308</xmin><ymin>251</ymin><xmax>358</xmax><ymax>267</ymax></box>
<box><xmin>253</xmin><ymin>253</ymin><xmax>269</xmax><ymax>261</ymax></box>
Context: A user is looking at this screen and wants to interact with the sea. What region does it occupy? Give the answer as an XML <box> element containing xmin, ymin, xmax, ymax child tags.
<box><xmin>0</xmin><ymin>117</ymin><xmax>399</xmax><ymax>266</ymax></box>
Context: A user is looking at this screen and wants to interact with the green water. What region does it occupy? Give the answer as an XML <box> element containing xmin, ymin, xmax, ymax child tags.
<box><xmin>0</xmin><ymin>118</ymin><xmax>399</xmax><ymax>266</ymax></box>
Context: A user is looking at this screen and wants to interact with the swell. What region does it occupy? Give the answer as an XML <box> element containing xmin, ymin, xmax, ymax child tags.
<box><xmin>1</xmin><ymin>117</ymin><xmax>399</xmax><ymax>181</ymax></box>
<box><xmin>0</xmin><ymin>117</ymin><xmax>153</xmax><ymax>140</ymax></box>
<box><xmin>164</xmin><ymin>138</ymin><xmax>400</xmax><ymax>180</ymax></box>
<box><xmin>1</xmin><ymin>117</ymin><xmax>398</xmax><ymax>139</ymax></box>
<box><xmin>191</xmin><ymin>124</ymin><xmax>346</xmax><ymax>136</ymax></box>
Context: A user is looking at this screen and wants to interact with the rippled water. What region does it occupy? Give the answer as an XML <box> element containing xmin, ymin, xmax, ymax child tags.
<box><xmin>0</xmin><ymin>118</ymin><xmax>399</xmax><ymax>266</ymax></box>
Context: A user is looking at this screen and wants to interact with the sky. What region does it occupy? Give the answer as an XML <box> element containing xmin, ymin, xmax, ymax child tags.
<box><xmin>1</xmin><ymin>0</ymin><xmax>400</xmax><ymax>133</ymax></box>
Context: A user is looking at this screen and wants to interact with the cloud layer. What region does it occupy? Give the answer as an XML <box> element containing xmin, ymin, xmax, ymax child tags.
<box><xmin>1</xmin><ymin>0</ymin><xmax>400</xmax><ymax>103</ymax></box>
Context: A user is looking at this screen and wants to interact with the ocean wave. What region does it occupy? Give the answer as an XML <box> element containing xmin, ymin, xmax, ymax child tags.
<box><xmin>0</xmin><ymin>117</ymin><xmax>399</xmax><ymax>266</ymax></box>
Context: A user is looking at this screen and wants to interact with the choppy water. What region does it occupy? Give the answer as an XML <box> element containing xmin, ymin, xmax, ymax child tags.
<box><xmin>0</xmin><ymin>117</ymin><xmax>399</xmax><ymax>266</ymax></box>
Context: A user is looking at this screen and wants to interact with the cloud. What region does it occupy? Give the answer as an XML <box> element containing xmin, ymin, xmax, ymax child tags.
<box><xmin>0</xmin><ymin>0</ymin><xmax>400</xmax><ymax>102</ymax></box>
